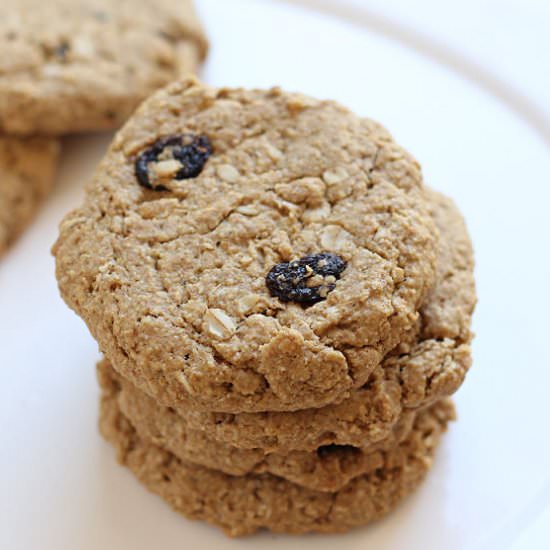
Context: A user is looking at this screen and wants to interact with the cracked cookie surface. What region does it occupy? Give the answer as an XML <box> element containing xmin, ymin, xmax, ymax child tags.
<box><xmin>0</xmin><ymin>137</ymin><xmax>60</xmax><ymax>257</ymax></box>
<box><xmin>54</xmin><ymin>79</ymin><xmax>439</xmax><ymax>413</ymax></box>
<box><xmin>100</xmin><ymin>378</ymin><xmax>453</xmax><ymax>536</ymax></box>
<box><xmin>0</xmin><ymin>0</ymin><xmax>207</xmax><ymax>135</ymax></box>
<box><xmin>96</xmin><ymin>189</ymin><xmax>475</xmax><ymax>459</ymax></box>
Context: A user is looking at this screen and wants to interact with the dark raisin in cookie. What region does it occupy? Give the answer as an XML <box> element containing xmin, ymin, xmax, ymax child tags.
<box><xmin>266</xmin><ymin>252</ymin><xmax>347</xmax><ymax>305</ymax></box>
<box><xmin>135</xmin><ymin>134</ymin><xmax>212</xmax><ymax>190</ymax></box>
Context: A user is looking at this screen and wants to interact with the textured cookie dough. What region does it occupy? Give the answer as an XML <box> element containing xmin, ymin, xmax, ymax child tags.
<box><xmin>0</xmin><ymin>0</ymin><xmax>207</xmax><ymax>135</ymax></box>
<box><xmin>420</xmin><ymin>189</ymin><xmax>476</xmax><ymax>343</ymax></box>
<box><xmin>99</xmin><ymin>358</ymin><xmax>421</xmax><ymax>492</ymax></box>
<box><xmin>0</xmin><ymin>136</ymin><xmax>60</xmax><ymax>257</ymax></box>
<box><xmin>96</xmin><ymin>188</ymin><xmax>475</xmax><ymax>454</ymax></box>
<box><xmin>54</xmin><ymin>79</ymin><xmax>439</xmax><ymax>413</ymax></box>
<box><xmin>100</xmin><ymin>381</ymin><xmax>454</xmax><ymax>536</ymax></box>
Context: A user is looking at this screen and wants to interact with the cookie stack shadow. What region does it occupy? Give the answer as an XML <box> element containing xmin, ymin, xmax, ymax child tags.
<box><xmin>95</xmin><ymin>188</ymin><xmax>474</xmax><ymax>536</ymax></box>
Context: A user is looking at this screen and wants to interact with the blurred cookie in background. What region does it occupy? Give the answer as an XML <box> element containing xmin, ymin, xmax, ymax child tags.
<box><xmin>0</xmin><ymin>0</ymin><xmax>208</xmax><ymax>135</ymax></box>
<box><xmin>0</xmin><ymin>136</ymin><xmax>60</xmax><ymax>257</ymax></box>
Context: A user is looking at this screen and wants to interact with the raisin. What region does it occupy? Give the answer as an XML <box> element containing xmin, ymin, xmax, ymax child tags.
<box><xmin>317</xmin><ymin>444</ymin><xmax>359</xmax><ymax>458</ymax></box>
<box><xmin>135</xmin><ymin>134</ymin><xmax>212</xmax><ymax>190</ymax></box>
<box><xmin>266</xmin><ymin>252</ymin><xmax>347</xmax><ymax>305</ymax></box>
<box><xmin>55</xmin><ymin>41</ymin><xmax>70</xmax><ymax>62</ymax></box>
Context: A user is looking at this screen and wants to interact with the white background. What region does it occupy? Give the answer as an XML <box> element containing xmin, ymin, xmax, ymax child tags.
<box><xmin>1</xmin><ymin>1</ymin><xmax>549</xmax><ymax>548</ymax></box>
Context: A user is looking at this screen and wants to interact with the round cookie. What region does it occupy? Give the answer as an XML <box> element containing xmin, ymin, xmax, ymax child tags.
<box><xmin>54</xmin><ymin>79</ymin><xmax>438</xmax><ymax>413</ymax></box>
<box><xmin>100</xmin><ymin>359</ymin><xmax>421</xmax><ymax>492</ymax></box>
<box><xmin>96</xmin><ymin>188</ymin><xmax>475</xmax><ymax>453</ymax></box>
<box><xmin>0</xmin><ymin>137</ymin><xmax>60</xmax><ymax>257</ymax></box>
<box><xmin>0</xmin><ymin>0</ymin><xmax>207</xmax><ymax>135</ymax></box>
<box><xmin>100</xmin><ymin>381</ymin><xmax>454</xmax><ymax>536</ymax></box>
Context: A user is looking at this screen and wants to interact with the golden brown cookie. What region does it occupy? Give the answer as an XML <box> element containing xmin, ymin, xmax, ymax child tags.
<box><xmin>54</xmin><ymin>79</ymin><xmax>439</xmax><ymax>413</ymax></box>
<box><xmin>100</xmin><ymin>379</ymin><xmax>454</xmax><ymax>536</ymax></box>
<box><xmin>99</xmin><ymin>359</ymin><xmax>421</xmax><ymax>492</ymax></box>
<box><xmin>0</xmin><ymin>136</ymin><xmax>60</xmax><ymax>257</ymax></box>
<box><xmin>96</xmin><ymin>188</ymin><xmax>475</xmax><ymax>456</ymax></box>
<box><xmin>0</xmin><ymin>0</ymin><xmax>207</xmax><ymax>135</ymax></box>
<box><xmin>420</xmin><ymin>189</ymin><xmax>476</xmax><ymax>343</ymax></box>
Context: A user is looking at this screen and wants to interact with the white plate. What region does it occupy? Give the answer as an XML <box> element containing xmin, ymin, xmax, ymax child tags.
<box><xmin>1</xmin><ymin>1</ymin><xmax>549</xmax><ymax>548</ymax></box>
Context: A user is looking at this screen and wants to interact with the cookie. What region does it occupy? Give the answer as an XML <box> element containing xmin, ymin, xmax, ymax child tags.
<box><xmin>420</xmin><ymin>189</ymin><xmax>476</xmax><ymax>343</ymax></box>
<box><xmin>99</xmin><ymin>358</ymin><xmax>422</xmax><ymax>492</ymax></box>
<box><xmin>100</xmin><ymin>379</ymin><xmax>454</xmax><ymax>536</ymax></box>
<box><xmin>54</xmin><ymin>79</ymin><xmax>439</xmax><ymax>413</ymax></box>
<box><xmin>0</xmin><ymin>0</ymin><xmax>207</xmax><ymax>135</ymax></box>
<box><xmin>0</xmin><ymin>136</ymin><xmax>60</xmax><ymax>257</ymax></box>
<box><xmin>96</xmin><ymin>188</ymin><xmax>475</xmax><ymax>454</ymax></box>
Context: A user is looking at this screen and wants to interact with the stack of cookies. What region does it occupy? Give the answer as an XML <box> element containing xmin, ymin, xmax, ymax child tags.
<box><xmin>54</xmin><ymin>79</ymin><xmax>476</xmax><ymax>536</ymax></box>
<box><xmin>0</xmin><ymin>0</ymin><xmax>207</xmax><ymax>257</ymax></box>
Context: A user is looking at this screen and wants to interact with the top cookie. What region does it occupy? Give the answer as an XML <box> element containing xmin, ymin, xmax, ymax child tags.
<box><xmin>54</xmin><ymin>79</ymin><xmax>438</xmax><ymax>413</ymax></box>
<box><xmin>0</xmin><ymin>0</ymin><xmax>207</xmax><ymax>135</ymax></box>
